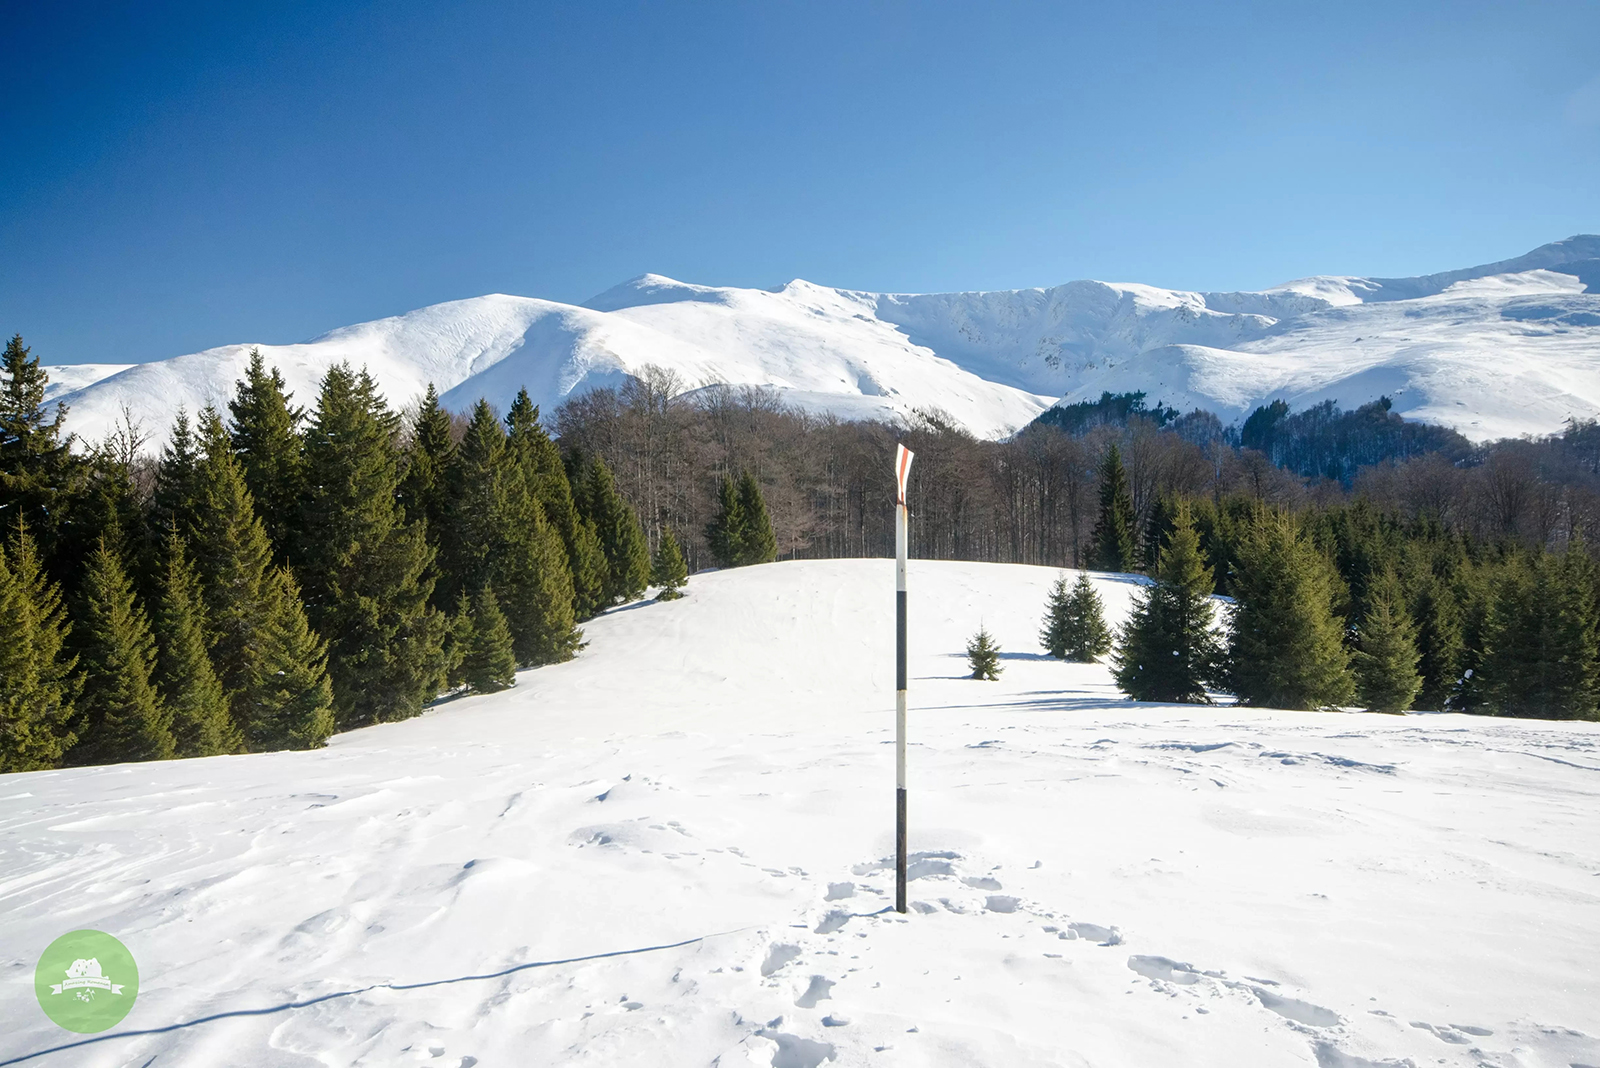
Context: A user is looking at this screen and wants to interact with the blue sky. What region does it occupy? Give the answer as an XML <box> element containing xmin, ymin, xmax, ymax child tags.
<box><xmin>4</xmin><ymin>0</ymin><xmax>1598</xmax><ymax>364</ymax></box>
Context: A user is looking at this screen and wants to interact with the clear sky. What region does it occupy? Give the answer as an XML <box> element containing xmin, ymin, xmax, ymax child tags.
<box><xmin>4</xmin><ymin>0</ymin><xmax>1598</xmax><ymax>365</ymax></box>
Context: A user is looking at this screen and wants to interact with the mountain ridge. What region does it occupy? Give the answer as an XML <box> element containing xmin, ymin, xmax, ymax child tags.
<box><xmin>42</xmin><ymin>236</ymin><xmax>1600</xmax><ymax>448</ymax></box>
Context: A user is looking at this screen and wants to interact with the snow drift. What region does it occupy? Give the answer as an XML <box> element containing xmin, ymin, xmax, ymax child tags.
<box><xmin>42</xmin><ymin>236</ymin><xmax>1600</xmax><ymax>447</ymax></box>
<box><xmin>2</xmin><ymin>560</ymin><xmax>1596</xmax><ymax>1067</ymax></box>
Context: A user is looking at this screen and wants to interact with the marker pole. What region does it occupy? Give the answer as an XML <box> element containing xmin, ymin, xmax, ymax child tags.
<box><xmin>894</xmin><ymin>444</ymin><xmax>914</xmax><ymax>915</ymax></box>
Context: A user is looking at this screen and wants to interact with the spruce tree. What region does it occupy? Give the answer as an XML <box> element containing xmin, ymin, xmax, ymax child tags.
<box><xmin>188</xmin><ymin>408</ymin><xmax>274</xmax><ymax>704</ymax></box>
<box><xmin>1113</xmin><ymin>502</ymin><xmax>1221</xmax><ymax>702</ymax></box>
<box><xmin>228</xmin><ymin>350</ymin><xmax>303</xmax><ymax>561</ymax></box>
<box><xmin>505</xmin><ymin>388</ymin><xmax>606</xmax><ymax>619</ymax></box>
<box><xmin>148</xmin><ymin>409</ymin><xmax>199</xmax><ymax>545</ymax></box>
<box><xmin>70</xmin><ymin>541</ymin><xmax>175</xmax><ymax>764</ymax></box>
<box><xmin>499</xmin><ymin>478</ymin><xmax>581</xmax><ymax>666</ymax></box>
<box><xmin>297</xmin><ymin>364</ymin><xmax>447</xmax><ymax>727</ymax></box>
<box><xmin>1480</xmin><ymin>550</ymin><xmax>1600</xmax><ymax>719</ymax></box>
<box><xmin>0</xmin><ymin>335</ymin><xmax>80</xmax><ymax>552</ymax></box>
<box><xmin>1142</xmin><ymin>495</ymin><xmax>1179</xmax><ymax>573</ymax></box>
<box><xmin>399</xmin><ymin>384</ymin><xmax>456</xmax><ymax>584</ymax></box>
<box><xmin>735</xmin><ymin>470</ymin><xmax>778</xmax><ymax>565</ymax></box>
<box><xmin>706</xmin><ymin>474</ymin><xmax>745</xmax><ymax>568</ymax></box>
<box><xmin>439</xmin><ymin>400</ymin><xmax>509</xmax><ymax>606</ymax></box>
<box><xmin>652</xmin><ymin>527</ymin><xmax>689</xmax><ymax>599</ymax></box>
<box><xmin>0</xmin><ymin>521</ymin><xmax>80</xmax><ymax>771</ymax></box>
<box><xmin>460</xmin><ymin>585</ymin><xmax>516</xmax><ymax>694</ymax></box>
<box><xmin>1410</xmin><ymin>573</ymin><xmax>1464</xmax><ymax>711</ymax></box>
<box><xmin>966</xmin><ymin>626</ymin><xmax>1003</xmax><ymax>681</ymax></box>
<box><xmin>584</xmin><ymin>456</ymin><xmax>650</xmax><ymax>604</ymax></box>
<box><xmin>1225</xmin><ymin>511</ymin><xmax>1354</xmax><ymax>710</ymax></box>
<box><xmin>1041</xmin><ymin>573</ymin><xmax>1112</xmax><ymax>661</ymax></box>
<box><xmin>1089</xmin><ymin>444</ymin><xmax>1136</xmax><ymax>572</ymax></box>
<box><xmin>242</xmin><ymin>566</ymin><xmax>335</xmax><ymax>750</ymax></box>
<box><xmin>1351</xmin><ymin>569</ymin><xmax>1422</xmax><ymax>713</ymax></box>
<box><xmin>152</xmin><ymin>532</ymin><xmax>239</xmax><ymax>757</ymax></box>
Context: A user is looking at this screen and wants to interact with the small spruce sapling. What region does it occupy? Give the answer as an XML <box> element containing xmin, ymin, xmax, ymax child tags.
<box><xmin>966</xmin><ymin>626</ymin><xmax>1003</xmax><ymax>681</ymax></box>
<box><xmin>652</xmin><ymin>528</ymin><xmax>689</xmax><ymax>600</ymax></box>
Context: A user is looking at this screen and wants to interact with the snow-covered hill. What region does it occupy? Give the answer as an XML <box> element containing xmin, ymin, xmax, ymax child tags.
<box><xmin>3</xmin><ymin>561</ymin><xmax>1596</xmax><ymax>1067</ymax></box>
<box><xmin>43</xmin><ymin>236</ymin><xmax>1600</xmax><ymax>447</ymax></box>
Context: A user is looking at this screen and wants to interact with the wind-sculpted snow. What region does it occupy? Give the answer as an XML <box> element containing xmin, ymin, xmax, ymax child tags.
<box><xmin>42</xmin><ymin>237</ymin><xmax>1600</xmax><ymax>448</ymax></box>
<box><xmin>2</xmin><ymin>560</ymin><xmax>1596</xmax><ymax>1067</ymax></box>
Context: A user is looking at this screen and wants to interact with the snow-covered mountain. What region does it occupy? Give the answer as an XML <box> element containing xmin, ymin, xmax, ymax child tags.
<box><xmin>45</xmin><ymin>236</ymin><xmax>1600</xmax><ymax>446</ymax></box>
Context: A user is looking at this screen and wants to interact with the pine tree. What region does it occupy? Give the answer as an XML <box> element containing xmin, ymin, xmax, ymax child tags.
<box><xmin>504</xmin><ymin>389</ymin><xmax>606</xmax><ymax>619</ymax></box>
<box><xmin>1351</xmin><ymin>569</ymin><xmax>1422</xmax><ymax>713</ymax></box>
<box><xmin>1113</xmin><ymin>502</ymin><xmax>1222</xmax><ymax>702</ymax></box>
<box><xmin>440</xmin><ymin>401</ymin><xmax>509</xmax><ymax>606</ymax></box>
<box><xmin>188</xmin><ymin>408</ymin><xmax>275</xmax><ymax>704</ymax></box>
<box><xmin>652</xmin><ymin>527</ymin><xmax>689</xmax><ymax>599</ymax></box>
<box><xmin>242</xmin><ymin>566</ymin><xmax>335</xmax><ymax>750</ymax></box>
<box><xmin>152</xmin><ymin>532</ymin><xmax>239</xmax><ymax>757</ymax></box>
<box><xmin>1410</xmin><ymin>573</ymin><xmax>1464</xmax><ymax>711</ymax></box>
<box><xmin>1480</xmin><ymin>549</ymin><xmax>1600</xmax><ymax>719</ymax></box>
<box><xmin>584</xmin><ymin>456</ymin><xmax>650</xmax><ymax>604</ymax></box>
<box><xmin>297</xmin><ymin>364</ymin><xmax>447</xmax><ymax>727</ymax></box>
<box><xmin>228</xmin><ymin>350</ymin><xmax>303</xmax><ymax>561</ymax></box>
<box><xmin>1142</xmin><ymin>495</ymin><xmax>1179</xmax><ymax>573</ymax></box>
<box><xmin>705</xmin><ymin>474</ymin><xmax>745</xmax><ymax>568</ymax></box>
<box><xmin>1089</xmin><ymin>444</ymin><xmax>1136</xmax><ymax>572</ymax></box>
<box><xmin>735</xmin><ymin>470</ymin><xmax>778</xmax><ymax>564</ymax></box>
<box><xmin>966</xmin><ymin>626</ymin><xmax>1003</xmax><ymax>681</ymax></box>
<box><xmin>1225</xmin><ymin>511</ymin><xmax>1354</xmax><ymax>710</ymax></box>
<box><xmin>460</xmin><ymin>585</ymin><xmax>516</xmax><ymax>693</ymax></box>
<box><xmin>399</xmin><ymin>384</ymin><xmax>456</xmax><ymax>584</ymax></box>
<box><xmin>0</xmin><ymin>335</ymin><xmax>80</xmax><ymax>553</ymax></box>
<box><xmin>70</xmin><ymin>541</ymin><xmax>175</xmax><ymax>764</ymax></box>
<box><xmin>1040</xmin><ymin>573</ymin><xmax>1112</xmax><ymax>661</ymax></box>
<box><xmin>499</xmin><ymin>479</ymin><xmax>581</xmax><ymax>666</ymax></box>
<box><xmin>0</xmin><ymin>521</ymin><xmax>80</xmax><ymax>771</ymax></box>
<box><xmin>148</xmin><ymin>409</ymin><xmax>199</xmax><ymax>545</ymax></box>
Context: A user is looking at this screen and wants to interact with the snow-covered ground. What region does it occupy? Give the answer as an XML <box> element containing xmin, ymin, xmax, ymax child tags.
<box><xmin>3</xmin><ymin>560</ymin><xmax>1597</xmax><ymax>1067</ymax></box>
<box><xmin>41</xmin><ymin>238</ymin><xmax>1600</xmax><ymax>448</ymax></box>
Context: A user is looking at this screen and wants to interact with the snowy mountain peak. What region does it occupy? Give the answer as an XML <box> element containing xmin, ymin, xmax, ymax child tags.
<box><xmin>43</xmin><ymin>237</ymin><xmax>1600</xmax><ymax>448</ymax></box>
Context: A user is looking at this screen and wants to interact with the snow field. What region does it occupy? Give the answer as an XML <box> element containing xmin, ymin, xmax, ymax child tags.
<box><xmin>1</xmin><ymin>560</ymin><xmax>1597</xmax><ymax>1067</ymax></box>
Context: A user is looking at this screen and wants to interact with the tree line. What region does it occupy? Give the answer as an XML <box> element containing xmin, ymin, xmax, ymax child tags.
<box><xmin>0</xmin><ymin>338</ymin><xmax>776</xmax><ymax>773</ymax></box>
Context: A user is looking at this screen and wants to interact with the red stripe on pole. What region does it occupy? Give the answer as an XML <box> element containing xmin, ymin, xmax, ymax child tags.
<box><xmin>896</xmin><ymin>444</ymin><xmax>914</xmax><ymax>504</ymax></box>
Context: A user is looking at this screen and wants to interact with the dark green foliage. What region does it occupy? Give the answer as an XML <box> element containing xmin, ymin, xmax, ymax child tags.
<box><xmin>1041</xmin><ymin>573</ymin><xmax>1112</xmax><ymax>661</ymax></box>
<box><xmin>0</xmin><ymin>521</ymin><xmax>80</xmax><ymax>771</ymax></box>
<box><xmin>0</xmin><ymin>335</ymin><xmax>80</xmax><ymax>553</ymax></box>
<box><xmin>736</xmin><ymin>471</ymin><xmax>778</xmax><ymax>564</ymax></box>
<box><xmin>705</xmin><ymin>474</ymin><xmax>744</xmax><ymax>568</ymax></box>
<box><xmin>459</xmin><ymin>586</ymin><xmax>517</xmax><ymax>694</ymax></box>
<box><xmin>1089</xmin><ymin>444</ymin><xmax>1136</xmax><ymax>572</ymax></box>
<box><xmin>152</xmin><ymin>533</ymin><xmax>239</xmax><ymax>757</ymax></box>
<box><xmin>1113</xmin><ymin>503</ymin><xmax>1222</xmax><ymax>702</ymax></box>
<box><xmin>705</xmin><ymin>469</ymin><xmax>776</xmax><ymax>568</ymax></box>
<box><xmin>442</xmin><ymin>401</ymin><xmax>580</xmax><ymax>665</ymax></box>
<box><xmin>1031</xmin><ymin>391</ymin><xmax>1178</xmax><ymax>435</ymax></box>
<box><xmin>1142</xmin><ymin>495</ymin><xmax>1179</xmax><ymax>573</ymax></box>
<box><xmin>505</xmin><ymin>389</ymin><xmax>607</xmax><ymax>620</ymax></box>
<box><xmin>70</xmin><ymin>542</ymin><xmax>175</xmax><ymax>764</ymax></box>
<box><xmin>297</xmin><ymin>364</ymin><xmax>447</xmax><ymax>728</ymax></box>
<box><xmin>652</xmin><ymin>527</ymin><xmax>689</xmax><ymax>599</ymax></box>
<box><xmin>399</xmin><ymin>384</ymin><xmax>456</xmax><ymax>606</ymax></box>
<box><xmin>228</xmin><ymin>350</ymin><xmax>303</xmax><ymax>561</ymax></box>
<box><xmin>1226</xmin><ymin>511</ymin><xmax>1354</xmax><ymax>710</ymax></box>
<box><xmin>188</xmin><ymin>408</ymin><xmax>275</xmax><ymax>703</ymax></box>
<box><xmin>1409</xmin><ymin>574</ymin><xmax>1464</xmax><ymax>711</ymax></box>
<box><xmin>242</xmin><ymin>567</ymin><xmax>335</xmax><ymax>750</ymax></box>
<box><xmin>149</xmin><ymin>410</ymin><xmax>199</xmax><ymax>544</ymax></box>
<box><xmin>1478</xmin><ymin>550</ymin><xmax>1600</xmax><ymax>720</ymax></box>
<box><xmin>966</xmin><ymin>626</ymin><xmax>1002</xmax><ymax>681</ymax></box>
<box><xmin>1238</xmin><ymin>396</ymin><xmax>1471</xmax><ymax>485</ymax></box>
<box><xmin>1351</xmin><ymin>569</ymin><xmax>1422</xmax><ymax>713</ymax></box>
<box><xmin>582</xmin><ymin>456</ymin><xmax>650</xmax><ymax>604</ymax></box>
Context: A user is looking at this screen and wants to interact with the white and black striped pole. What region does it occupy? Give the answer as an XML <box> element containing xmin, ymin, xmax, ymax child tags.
<box><xmin>894</xmin><ymin>443</ymin><xmax>915</xmax><ymax>914</ymax></box>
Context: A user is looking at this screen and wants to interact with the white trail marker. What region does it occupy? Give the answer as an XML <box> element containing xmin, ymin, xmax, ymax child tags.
<box><xmin>894</xmin><ymin>443</ymin><xmax>914</xmax><ymax>913</ymax></box>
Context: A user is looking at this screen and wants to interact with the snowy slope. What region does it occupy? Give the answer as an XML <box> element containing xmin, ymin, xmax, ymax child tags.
<box><xmin>3</xmin><ymin>561</ymin><xmax>1596</xmax><ymax>1068</ymax></box>
<box><xmin>42</xmin><ymin>237</ymin><xmax>1600</xmax><ymax>447</ymax></box>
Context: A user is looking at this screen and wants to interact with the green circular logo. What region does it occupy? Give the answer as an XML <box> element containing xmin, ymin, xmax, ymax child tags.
<box><xmin>34</xmin><ymin>930</ymin><xmax>138</xmax><ymax>1033</ymax></box>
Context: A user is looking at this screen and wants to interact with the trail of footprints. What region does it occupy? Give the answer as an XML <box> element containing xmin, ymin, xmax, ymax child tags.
<box><xmin>725</xmin><ymin>848</ymin><xmax>1550</xmax><ymax>1068</ymax></box>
